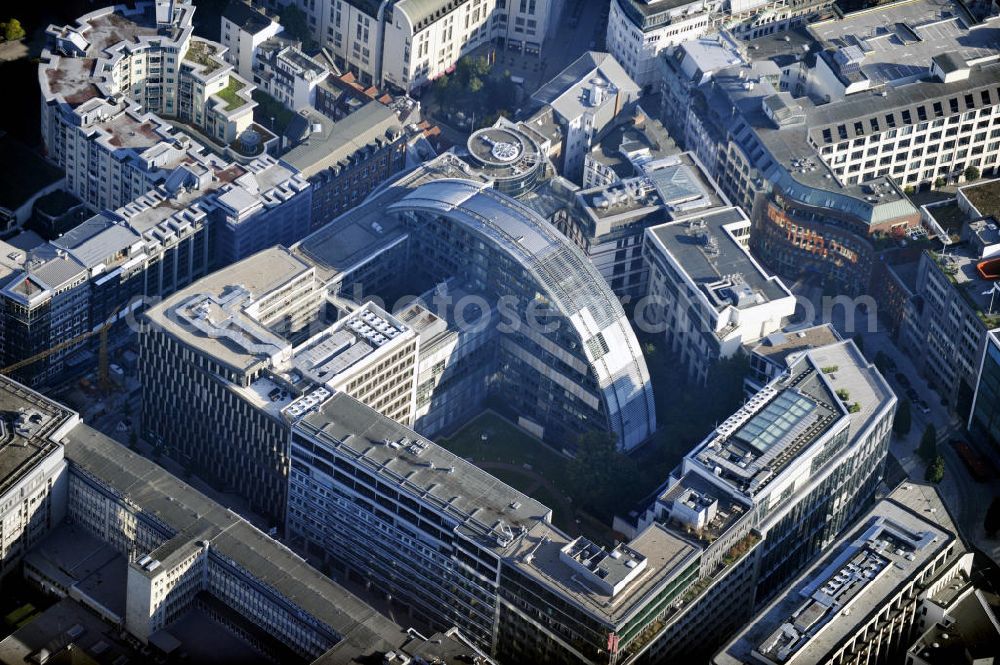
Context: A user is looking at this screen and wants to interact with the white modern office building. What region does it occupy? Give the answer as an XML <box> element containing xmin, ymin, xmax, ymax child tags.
<box><xmin>530</xmin><ymin>52</ymin><xmax>642</xmax><ymax>183</ymax></box>
<box><xmin>644</xmin><ymin>206</ymin><xmax>796</xmax><ymax>384</ymax></box>
<box><xmin>294</xmin><ymin>0</ymin><xmax>564</xmax><ymax>92</ymax></box>
<box><xmin>713</xmin><ymin>483</ymin><xmax>972</xmax><ymax>665</ymax></box>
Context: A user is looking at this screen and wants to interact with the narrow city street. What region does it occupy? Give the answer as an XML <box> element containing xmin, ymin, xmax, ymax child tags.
<box><xmin>863</xmin><ymin>329</ymin><xmax>1000</xmax><ymax>564</ymax></box>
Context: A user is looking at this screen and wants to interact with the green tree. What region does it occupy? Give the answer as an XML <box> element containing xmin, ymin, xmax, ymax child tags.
<box><xmin>984</xmin><ymin>496</ymin><xmax>1000</xmax><ymax>537</ymax></box>
<box><xmin>893</xmin><ymin>399</ymin><xmax>912</xmax><ymax>437</ymax></box>
<box><xmin>925</xmin><ymin>455</ymin><xmax>945</xmax><ymax>484</ymax></box>
<box><xmin>3</xmin><ymin>18</ymin><xmax>25</xmax><ymax>42</ymax></box>
<box><xmin>873</xmin><ymin>350</ymin><xmax>890</xmax><ymax>374</ymax></box>
<box><xmin>965</xmin><ymin>165</ymin><xmax>981</xmax><ymax>181</ymax></box>
<box><xmin>278</xmin><ymin>6</ymin><xmax>314</xmax><ymax>49</ymax></box>
<box><xmin>934</xmin><ymin>176</ymin><xmax>947</xmax><ymax>188</ymax></box>
<box><xmin>918</xmin><ymin>424</ymin><xmax>938</xmax><ymax>462</ymax></box>
<box><xmin>431</xmin><ymin>74</ymin><xmax>449</xmax><ymax>97</ymax></box>
<box><xmin>567</xmin><ymin>431</ymin><xmax>638</xmax><ymax>518</ymax></box>
<box><xmin>468</xmin><ymin>76</ymin><xmax>484</xmax><ymax>94</ymax></box>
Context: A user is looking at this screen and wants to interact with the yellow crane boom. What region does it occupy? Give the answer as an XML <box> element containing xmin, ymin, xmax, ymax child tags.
<box><xmin>0</xmin><ymin>307</ymin><xmax>122</xmax><ymax>381</ymax></box>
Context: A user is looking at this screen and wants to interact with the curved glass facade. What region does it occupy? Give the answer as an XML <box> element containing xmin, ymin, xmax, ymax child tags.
<box><xmin>391</xmin><ymin>179</ymin><xmax>656</xmax><ymax>450</ymax></box>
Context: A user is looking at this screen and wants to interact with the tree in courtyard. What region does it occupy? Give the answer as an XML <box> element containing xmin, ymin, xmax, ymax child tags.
<box><xmin>278</xmin><ymin>6</ymin><xmax>314</xmax><ymax>49</ymax></box>
<box><xmin>918</xmin><ymin>424</ymin><xmax>938</xmax><ymax>462</ymax></box>
<box><xmin>925</xmin><ymin>455</ymin><xmax>945</xmax><ymax>484</ymax></box>
<box><xmin>965</xmin><ymin>166</ymin><xmax>981</xmax><ymax>181</ymax></box>
<box><xmin>874</xmin><ymin>350</ymin><xmax>890</xmax><ymax>374</ymax></box>
<box><xmin>2</xmin><ymin>18</ymin><xmax>24</xmax><ymax>42</ymax></box>
<box><xmin>567</xmin><ymin>431</ymin><xmax>639</xmax><ymax>518</ymax></box>
<box><xmin>893</xmin><ymin>399</ymin><xmax>912</xmax><ymax>437</ymax></box>
<box><xmin>984</xmin><ymin>496</ymin><xmax>1000</xmax><ymax>537</ymax></box>
<box><xmin>853</xmin><ymin>334</ymin><xmax>865</xmax><ymax>354</ymax></box>
<box><xmin>983</xmin><ymin>496</ymin><xmax>1000</xmax><ymax>538</ymax></box>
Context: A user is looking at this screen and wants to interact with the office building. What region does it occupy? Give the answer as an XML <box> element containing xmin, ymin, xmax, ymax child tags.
<box><xmin>0</xmin><ymin>372</ymin><xmax>489</xmax><ymax>665</ymax></box>
<box><xmin>892</xmin><ymin>178</ymin><xmax>1000</xmax><ymax>421</ymax></box>
<box><xmin>143</xmin><ymin>154</ymin><xmax>656</xmax><ymax>466</ymax></box>
<box><xmin>684</xmin><ymin>54</ymin><xmax>927</xmax><ymax>295</ymax></box>
<box><xmin>713</xmin><ymin>482</ymin><xmax>971</xmax><ymax>665</ymax></box>
<box><xmin>287</xmin><ymin>388</ymin><xmax>709</xmax><ymax>664</ymax></box>
<box><xmin>969</xmin><ymin>329</ymin><xmax>1000</xmax><ymax>460</ymax></box>
<box><xmin>140</xmin><ymin>241</ymin><xmax>423</xmax><ymax>523</ymax></box>
<box><xmin>0</xmin><ymin>383</ymin><xmax>77</xmax><ymax>579</ymax></box>
<box><xmin>625</xmin><ymin>339</ymin><xmax>894</xmax><ymax>590</ymax></box>
<box><xmin>530</xmin><ymin>52</ymin><xmax>641</xmax><ymax>183</ymax></box>
<box><xmin>565</xmin><ymin>151</ymin><xmax>729</xmax><ymax>298</ymax></box>
<box><xmin>606</xmin><ymin>0</ymin><xmax>833</xmax><ymax>90</ymax></box>
<box><xmin>644</xmin><ymin>206</ymin><xmax>796</xmax><ymax>384</ymax></box>
<box><xmin>607</xmin><ymin>0</ymin><xmax>720</xmax><ymax>89</ymax></box>
<box><xmin>745</xmin><ymin>324</ymin><xmax>841</xmax><ymax>395</ymax></box>
<box><xmin>285</xmin><ymin>333</ymin><xmax>893</xmax><ymax>663</ymax></box>
<box><xmin>281</xmin><ymin>101</ymin><xmax>409</xmax><ymax>230</ymax></box>
<box><xmin>463</xmin><ymin>122</ymin><xmax>550</xmax><ymax>198</ymax></box>
<box><xmin>907</xmin><ymin>215</ymin><xmax>1000</xmax><ymax>416</ymax></box>
<box><xmin>0</xmin><ymin>150</ymin><xmax>309</xmax><ymax>387</ymax></box>
<box><xmin>905</xmin><ymin>559</ymin><xmax>1000</xmax><ymax>665</ymax></box>
<box><xmin>671</xmin><ymin>0</ymin><xmax>1000</xmax><ymax>295</ymax></box>
<box><xmin>396</xmin><ymin>289</ymin><xmax>497</xmax><ymax>436</ymax></box>
<box><xmin>300</xmin><ymin>0</ymin><xmax>564</xmax><ymax>92</ymax></box>
<box><xmin>581</xmin><ymin>107</ymin><xmax>677</xmax><ymax>190</ymax></box>
<box><xmin>805</xmin><ymin>0</ymin><xmax>1000</xmax><ymax>102</ymax></box>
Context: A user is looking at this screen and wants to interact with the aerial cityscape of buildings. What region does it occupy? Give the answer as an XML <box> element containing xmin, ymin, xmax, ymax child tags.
<box><xmin>0</xmin><ymin>0</ymin><xmax>998</xmax><ymax>663</ymax></box>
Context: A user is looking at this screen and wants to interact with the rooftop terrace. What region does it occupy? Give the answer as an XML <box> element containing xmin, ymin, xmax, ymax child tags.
<box><xmin>688</xmin><ymin>341</ymin><xmax>892</xmax><ymax>500</ymax></box>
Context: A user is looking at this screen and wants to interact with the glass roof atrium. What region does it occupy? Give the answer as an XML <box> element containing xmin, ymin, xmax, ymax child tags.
<box><xmin>735</xmin><ymin>391</ymin><xmax>818</xmax><ymax>455</ymax></box>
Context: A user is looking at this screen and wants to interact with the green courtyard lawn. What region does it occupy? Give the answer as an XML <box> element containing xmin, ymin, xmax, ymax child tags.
<box><xmin>435</xmin><ymin>339</ymin><xmax>748</xmax><ymax>543</ymax></box>
<box><xmin>628</xmin><ymin>333</ymin><xmax>751</xmax><ymax>506</ymax></box>
<box><xmin>438</xmin><ymin>412</ymin><xmax>614</xmax><ymax>543</ymax></box>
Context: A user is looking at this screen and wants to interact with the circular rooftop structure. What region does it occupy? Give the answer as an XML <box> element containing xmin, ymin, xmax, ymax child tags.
<box><xmin>465</xmin><ymin>126</ymin><xmax>543</xmax><ymax>198</ymax></box>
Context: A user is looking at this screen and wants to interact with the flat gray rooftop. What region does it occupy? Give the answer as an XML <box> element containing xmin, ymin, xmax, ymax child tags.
<box><xmin>293</xmin><ymin>155</ymin><xmax>489</xmax><ymax>284</ymax></box>
<box><xmin>0</xmin><ymin>598</ymin><xmax>145</xmax><ymax>665</ymax></box>
<box><xmin>808</xmin><ymin>0</ymin><xmax>996</xmax><ymax>88</ymax></box>
<box><xmin>504</xmin><ymin>520</ymin><xmax>699</xmax><ymax>624</ymax></box>
<box><xmin>648</xmin><ymin>207</ymin><xmax>790</xmax><ymax>309</ymax></box>
<box><xmin>532</xmin><ymin>51</ymin><xmax>639</xmax><ymax>122</ymax></box>
<box><xmin>281</xmin><ymin>102</ymin><xmax>401</xmax><ymax>179</ymax></box>
<box><xmin>714</xmin><ymin>483</ymin><xmax>960</xmax><ymax>665</ymax></box>
<box><xmin>751</xmin><ymin>325</ymin><xmax>842</xmax><ymax>364</ymax></box>
<box><xmin>61</xmin><ymin>418</ymin><xmax>412</xmax><ymax>657</ymax></box>
<box><xmin>691</xmin><ymin>341</ymin><xmax>892</xmax><ymax>499</ymax></box>
<box><xmin>293</xmin><ymin>391</ymin><xmax>552</xmax><ymax>548</ymax></box>
<box><xmin>145</xmin><ymin>246</ymin><xmax>312</xmax><ymax>371</ymax></box>
<box><xmin>0</xmin><ymin>379</ymin><xmax>75</xmax><ymax>498</ymax></box>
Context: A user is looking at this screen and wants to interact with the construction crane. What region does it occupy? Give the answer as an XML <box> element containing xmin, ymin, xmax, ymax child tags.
<box><xmin>1</xmin><ymin>307</ymin><xmax>122</xmax><ymax>391</ymax></box>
